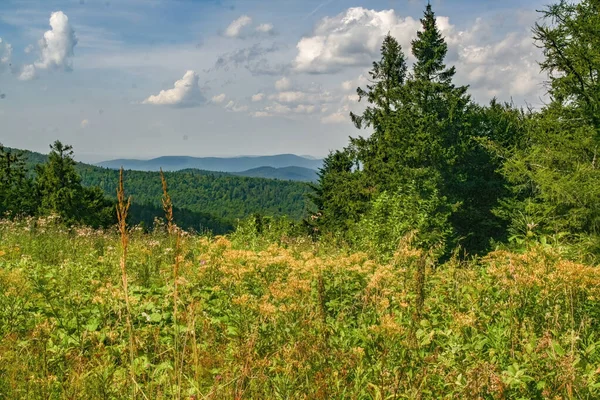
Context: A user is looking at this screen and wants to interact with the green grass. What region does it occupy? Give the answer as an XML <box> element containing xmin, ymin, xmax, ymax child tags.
<box><xmin>1</xmin><ymin>217</ymin><xmax>599</xmax><ymax>399</ymax></box>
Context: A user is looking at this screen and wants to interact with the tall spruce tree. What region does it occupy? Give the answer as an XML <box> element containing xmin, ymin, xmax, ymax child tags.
<box><xmin>36</xmin><ymin>141</ymin><xmax>82</xmax><ymax>220</ymax></box>
<box><xmin>350</xmin><ymin>34</ymin><xmax>407</xmax><ymax>131</ymax></box>
<box><xmin>310</xmin><ymin>35</ymin><xmax>409</xmax><ymax>235</ymax></box>
<box><xmin>349</xmin><ymin>34</ymin><xmax>409</xmax><ymax>191</ymax></box>
<box><xmin>35</xmin><ymin>140</ymin><xmax>114</xmax><ymax>227</ymax></box>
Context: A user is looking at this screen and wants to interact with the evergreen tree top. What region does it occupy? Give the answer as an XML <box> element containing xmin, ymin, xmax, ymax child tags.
<box><xmin>411</xmin><ymin>3</ymin><xmax>456</xmax><ymax>85</ymax></box>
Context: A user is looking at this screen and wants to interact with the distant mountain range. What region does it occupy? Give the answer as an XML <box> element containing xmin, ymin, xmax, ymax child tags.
<box><xmin>97</xmin><ymin>154</ymin><xmax>323</xmax><ymax>174</ymax></box>
<box><xmin>234</xmin><ymin>166</ymin><xmax>318</xmax><ymax>182</ymax></box>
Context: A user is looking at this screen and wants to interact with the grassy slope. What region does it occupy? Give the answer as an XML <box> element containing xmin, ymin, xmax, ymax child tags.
<box><xmin>1</xmin><ymin>220</ymin><xmax>599</xmax><ymax>398</ymax></box>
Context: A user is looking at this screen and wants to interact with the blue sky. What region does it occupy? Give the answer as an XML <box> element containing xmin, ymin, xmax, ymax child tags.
<box><xmin>0</xmin><ymin>0</ymin><xmax>548</xmax><ymax>162</ymax></box>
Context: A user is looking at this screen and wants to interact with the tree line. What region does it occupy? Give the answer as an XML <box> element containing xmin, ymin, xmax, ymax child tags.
<box><xmin>309</xmin><ymin>0</ymin><xmax>600</xmax><ymax>261</ymax></box>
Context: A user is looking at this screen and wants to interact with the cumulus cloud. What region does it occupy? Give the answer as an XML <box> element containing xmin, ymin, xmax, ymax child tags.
<box><xmin>142</xmin><ymin>70</ymin><xmax>205</xmax><ymax>107</ymax></box>
<box><xmin>224</xmin><ymin>100</ymin><xmax>248</xmax><ymax>112</ymax></box>
<box><xmin>211</xmin><ymin>93</ymin><xmax>226</xmax><ymax>104</ymax></box>
<box><xmin>451</xmin><ymin>20</ymin><xmax>544</xmax><ymax>102</ymax></box>
<box><xmin>252</xmin><ymin>93</ymin><xmax>265</xmax><ymax>102</ymax></box>
<box><xmin>224</xmin><ymin>15</ymin><xmax>252</xmax><ymax>38</ymax></box>
<box><xmin>294</xmin><ymin>8</ymin><xmax>419</xmax><ymax>74</ymax></box>
<box><xmin>321</xmin><ymin>112</ymin><xmax>348</xmax><ymax>124</ymax></box>
<box><xmin>294</xmin><ymin>7</ymin><xmax>544</xmax><ymax>102</ymax></box>
<box><xmin>341</xmin><ymin>73</ymin><xmax>369</xmax><ymax>91</ymax></box>
<box><xmin>293</xmin><ymin>104</ymin><xmax>317</xmax><ymax>114</ymax></box>
<box><xmin>20</xmin><ymin>11</ymin><xmax>78</xmax><ymax>81</ymax></box>
<box><xmin>269</xmin><ymin>91</ymin><xmax>306</xmax><ymax>104</ymax></box>
<box><xmin>18</xmin><ymin>65</ymin><xmax>36</xmax><ymax>81</ymax></box>
<box><xmin>256</xmin><ymin>23</ymin><xmax>274</xmax><ymax>35</ymax></box>
<box><xmin>0</xmin><ymin>38</ymin><xmax>12</xmax><ymax>73</ymax></box>
<box><xmin>275</xmin><ymin>77</ymin><xmax>292</xmax><ymax>91</ymax></box>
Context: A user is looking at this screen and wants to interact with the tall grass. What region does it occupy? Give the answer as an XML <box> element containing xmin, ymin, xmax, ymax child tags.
<box><xmin>0</xmin><ymin>171</ymin><xmax>599</xmax><ymax>398</ymax></box>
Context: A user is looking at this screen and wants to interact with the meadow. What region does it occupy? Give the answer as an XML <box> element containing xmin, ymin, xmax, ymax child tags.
<box><xmin>1</xmin><ymin>215</ymin><xmax>599</xmax><ymax>399</ymax></box>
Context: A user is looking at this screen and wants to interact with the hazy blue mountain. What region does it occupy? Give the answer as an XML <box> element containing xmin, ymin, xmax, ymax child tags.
<box><xmin>97</xmin><ymin>154</ymin><xmax>323</xmax><ymax>172</ymax></box>
<box><xmin>234</xmin><ymin>166</ymin><xmax>318</xmax><ymax>182</ymax></box>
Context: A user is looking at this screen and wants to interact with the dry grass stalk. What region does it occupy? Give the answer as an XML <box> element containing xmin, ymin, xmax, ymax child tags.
<box><xmin>116</xmin><ymin>167</ymin><xmax>137</xmax><ymax>397</ymax></box>
<box><xmin>161</xmin><ymin>168</ymin><xmax>182</xmax><ymax>399</ymax></box>
<box><xmin>160</xmin><ymin>168</ymin><xmax>174</xmax><ymax>234</ymax></box>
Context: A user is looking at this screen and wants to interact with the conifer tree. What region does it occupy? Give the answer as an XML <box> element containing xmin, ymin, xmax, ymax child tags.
<box><xmin>35</xmin><ymin>140</ymin><xmax>114</xmax><ymax>227</ymax></box>
<box><xmin>0</xmin><ymin>144</ymin><xmax>38</xmax><ymax>217</ymax></box>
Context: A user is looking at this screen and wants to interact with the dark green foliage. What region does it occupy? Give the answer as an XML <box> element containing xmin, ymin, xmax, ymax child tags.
<box><xmin>497</xmin><ymin>0</ymin><xmax>600</xmax><ymax>259</ymax></box>
<box><xmin>350</xmin><ymin>33</ymin><xmax>408</xmax><ymax>130</ymax></box>
<box><xmin>232</xmin><ymin>166</ymin><xmax>318</xmax><ymax>182</ymax></box>
<box><xmin>533</xmin><ymin>0</ymin><xmax>600</xmax><ymax>129</ymax></box>
<box><xmin>0</xmin><ymin>144</ymin><xmax>38</xmax><ymax>217</ymax></box>
<box><xmin>312</xmin><ymin>4</ymin><xmax>500</xmax><ymax>257</ymax></box>
<box><xmin>77</xmin><ymin>166</ymin><xmax>311</xmax><ymax>222</ymax></box>
<box><xmin>309</xmin><ymin>149</ymin><xmax>371</xmax><ymax>234</ymax></box>
<box><xmin>448</xmin><ymin>100</ymin><xmax>528</xmax><ymax>253</ymax></box>
<box><xmin>3</xmin><ymin>143</ymin><xmax>308</xmax><ymax>233</ymax></box>
<box><xmin>34</xmin><ymin>141</ymin><xmax>115</xmax><ymax>228</ymax></box>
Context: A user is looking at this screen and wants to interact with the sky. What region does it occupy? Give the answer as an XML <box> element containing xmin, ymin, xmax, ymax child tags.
<box><xmin>0</xmin><ymin>0</ymin><xmax>549</xmax><ymax>162</ymax></box>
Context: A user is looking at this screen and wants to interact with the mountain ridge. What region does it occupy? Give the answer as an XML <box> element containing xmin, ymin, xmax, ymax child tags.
<box><xmin>97</xmin><ymin>154</ymin><xmax>323</xmax><ymax>173</ymax></box>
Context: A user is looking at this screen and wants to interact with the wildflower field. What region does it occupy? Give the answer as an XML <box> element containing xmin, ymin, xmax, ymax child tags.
<box><xmin>1</xmin><ymin>217</ymin><xmax>599</xmax><ymax>399</ymax></box>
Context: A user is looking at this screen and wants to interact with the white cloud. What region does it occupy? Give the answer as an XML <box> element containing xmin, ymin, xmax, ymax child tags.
<box><xmin>275</xmin><ymin>77</ymin><xmax>292</xmax><ymax>91</ymax></box>
<box><xmin>269</xmin><ymin>91</ymin><xmax>306</xmax><ymax>104</ymax></box>
<box><xmin>452</xmin><ymin>24</ymin><xmax>543</xmax><ymax>101</ymax></box>
<box><xmin>0</xmin><ymin>38</ymin><xmax>12</xmax><ymax>72</ymax></box>
<box><xmin>142</xmin><ymin>70</ymin><xmax>205</xmax><ymax>107</ymax></box>
<box><xmin>211</xmin><ymin>93</ymin><xmax>226</xmax><ymax>104</ymax></box>
<box><xmin>81</xmin><ymin>119</ymin><xmax>89</xmax><ymax>128</ymax></box>
<box><xmin>294</xmin><ymin>8</ymin><xmax>420</xmax><ymax>74</ymax></box>
<box><xmin>20</xmin><ymin>11</ymin><xmax>78</xmax><ymax>80</ymax></box>
<box><xmin>36</xmin><ymin>12</ymin><xmax>77</xmax><ymax>70</ymax></box>
<box><xmin>24</xmin><ymin>44</ymin><xmax>34</xmax><ymax>54</ymax></box>
<box><xmin>224</xmin><ymin>15</ymin><xmax>252</xmax><ymax>38</ymax></box>
<box><xmin>321</xmin><ymin>112</ymin><xmax>349</xmax><ymax>124</ymax></box>
<box><xmin>18</xmin><ymin>64</ymin><xmax>36</xmax><ymax>81</ymax></box>
<box><xmin>256</xmin><ymin>23</ymin><xmax>274</xmax><ymax>34</ymax></box>
<box><xmin>342</xmin><ymin>73</ymin><xmax>369</xmax><ymax>91</ymax></box>
<box><xmin>294</xmin><ymin>104</ymin><xmax>317</xmax><ymax>114</ymax></box>
<box><xmin>253</xmin><ymin>111</ymin><xmax>271</xmax><ymax>118</ymax></box>
<box><xmin>225</xmin><ymin>100</ymin><xmax>248</xmax><ymax>112</ymax></box>
<box><xmin>252</xmin><ymin>93</ymin><xmax>265</xmax><ymax>102</ymax></box>
<box><xmin>266</xmin><ymin>102</ymin><xmax>292</xmax><ymax>115</ymax></box>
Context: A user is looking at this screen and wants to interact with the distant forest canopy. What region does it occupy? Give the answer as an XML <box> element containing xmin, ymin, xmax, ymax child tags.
<box><xmin>0</xmin><ymin>145</ymin><xmax>311</xmax><ymax>233</ymax></box>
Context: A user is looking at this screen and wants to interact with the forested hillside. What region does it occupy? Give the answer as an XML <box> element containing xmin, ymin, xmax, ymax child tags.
<box><xmin>233</xmin><ymin>166</ymin><xmax>318</xmax><ymax>182</ymax></box>
<box><xmin>1</xmin><ymin>146</ymin><xmax>311</xmax><ymax>233</ymax></box>
<box><xmin>77</xmin><ymin>165</ymin><xmax>311</xmax><ymax>220</ymax></box>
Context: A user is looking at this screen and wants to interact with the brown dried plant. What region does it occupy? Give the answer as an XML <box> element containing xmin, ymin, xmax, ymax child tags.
<box><xmin>160</xmin><ymin>168</ymin><xmax>183</xmax><ymax>399</ymax></box>
<box><xmin>116</xmin><ymin>167</ymin><xmax>139</xmax><ymax>396</ymax></box>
